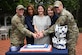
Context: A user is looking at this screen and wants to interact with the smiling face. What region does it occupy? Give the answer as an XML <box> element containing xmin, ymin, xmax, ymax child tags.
<box><xmin>38</xmin><ymin>6</ymin><xmax>44</xmax><ymax>15</ymax></box>
<box><xmin>27</xmin><ymin>6</ymin><xmax>34</xmax><ymax>16</ymax></box>
<box><xmin>54</xmin><ymin>5</ymin><xmax>63</xmax><ymax>14</ymax></box>
<box><xmin>16</xmin><ymin>8</ymin><xmax>24</xmax><ymax>16</ymax></box>
<box><xmin>47</xmin><ymin>7</ymin><xmax>54</xmax><ymax>17</ymax></box>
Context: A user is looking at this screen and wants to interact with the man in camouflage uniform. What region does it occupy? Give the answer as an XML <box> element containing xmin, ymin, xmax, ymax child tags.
<box><xmin>40</xmin><ymin>1</ymin><xmax>79</xmax><ymax>55</ymax></box>
<box><xmin>10</xmin><ymin>5</ymin><xmax>37</xmax><ymax>47</ymax></box>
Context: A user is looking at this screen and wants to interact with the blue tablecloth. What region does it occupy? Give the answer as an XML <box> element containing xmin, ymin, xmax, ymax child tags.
<box><xmin>5</xmin><ymin>48</ymin><xmax>68</xmax><ymax>55</ymax></box>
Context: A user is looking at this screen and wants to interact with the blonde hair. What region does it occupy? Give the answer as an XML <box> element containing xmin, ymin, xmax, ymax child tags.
<box><xmin>47</xmin><ymin>5</ymin><xmax>54</xmax><ymax>11</ymax></box>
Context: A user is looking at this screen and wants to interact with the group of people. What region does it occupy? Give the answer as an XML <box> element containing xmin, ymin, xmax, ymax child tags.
<box><xmin>10</xmin><ymin>1</ymin><xmax>79</xmax><ymax>55</ymax></box>
<box><xmin>25</xmin><ymin>4</ymin><xmax>57</xmax><ymax>45</ymax></box>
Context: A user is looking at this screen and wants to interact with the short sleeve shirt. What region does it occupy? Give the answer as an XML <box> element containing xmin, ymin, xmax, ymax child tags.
<box><xmin>33</xmin><ymin>15</ymin><xmax>51</xmax><ymax>31</ymax></box>
<box><xmin>33</xmin><ymin>15</ymin><xmax>51</xmax><ymax>44</ymax></box>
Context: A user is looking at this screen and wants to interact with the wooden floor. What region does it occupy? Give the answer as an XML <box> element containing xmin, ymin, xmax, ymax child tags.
<box><xmin>0</xmin><ymin>33</ymin><xmax>82</xmax><ymax>55</ymax></box>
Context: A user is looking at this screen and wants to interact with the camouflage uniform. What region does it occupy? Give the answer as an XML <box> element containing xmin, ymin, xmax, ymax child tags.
<box><xmin>43</xmin><ymin>9</ymin><xmax>79</xmax><ymax>55</ymax></box>
<box><xmin>10</xmin><ymin>14</ymin><xmax>33</xmax><ymax>47</ymax></box>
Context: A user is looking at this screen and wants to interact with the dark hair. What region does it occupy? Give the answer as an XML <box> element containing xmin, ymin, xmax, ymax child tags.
<box><xmin>36</xmin><ymin>4</ymin><xmax>46</xmax><ymax>15</ymax></box>
<box><xmin>25</xmin><ymin>4</ymin><xmax>35</xmax><ymax>16</ymax></box>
